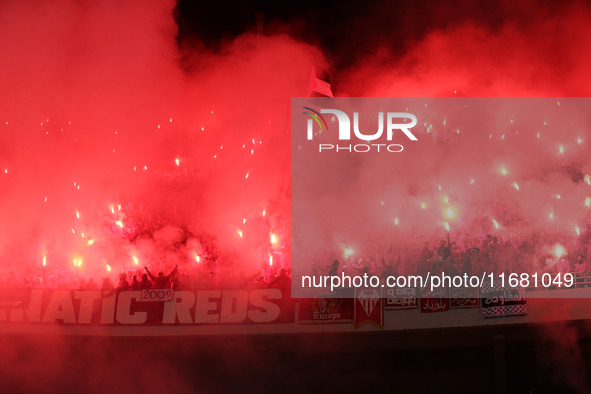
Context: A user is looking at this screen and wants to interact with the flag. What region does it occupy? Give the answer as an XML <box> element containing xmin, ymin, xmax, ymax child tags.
<box><xmin>297</xmin><ymin>293</ymin><xmax>354</xmax><ymax>323</ymax></box>
<box><xmin>419</xmin><ymin>287</ymin><xmax>450</xmax><ymax>313</ymax></box>
<box><xmin>481</xmin><ymin>281</ymin><xmax>527</xmax><ymax>319</ymax></box>
<box><xmin>449</xmin><ymin>287</ymin><xmax>479</xmax><ymax>309</ymax></box>
<box><xmin>355</xmin><ymin>288</ymin><xmax>383</xmax><ymax>328</ymax></box>
<box><xmin>384</xmin><ymin>287</ymin><xmax>418</xmax><ymax>310</ymax></box>
<box><xmin>307</xmin><ymin>66</ymin><xmax>334</xmax><ymax>97</ymax></box>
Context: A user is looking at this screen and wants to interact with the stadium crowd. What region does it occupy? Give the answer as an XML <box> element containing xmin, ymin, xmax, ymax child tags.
<box><xmin>0</xmin><ymin>252</ymin><xmax>291</xmax><ymax>291</ymax></box>
<box><xmin>3</xmin><ymin>227</ymin><xmax>591</xmax><ymax>291</ymax></box>
<box><xmin>311</xmin><ymin>230</ymin><xmax>590</xmax><ymax>282</ymax></box>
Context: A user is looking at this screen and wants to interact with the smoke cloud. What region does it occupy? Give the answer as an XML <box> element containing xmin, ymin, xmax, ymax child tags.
<box><xmin>0</xmin><ymin>0</ymin><xmax>325</xmax><ymax>283</ymax></box>
<box><xmin>340</xmin><ymin>1</ymin><xmax>591</xmax><ymax>97</ymax></box>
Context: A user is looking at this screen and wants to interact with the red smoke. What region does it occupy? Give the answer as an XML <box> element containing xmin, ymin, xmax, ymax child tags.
<box><xmin>290</xmin><ymin>1</ymin><xmax>591</xmax><ymax>273</ymax></box>
<box><xmin>1</xmin><ymin>0</ymin><xmax>590</xmax><ymax>286</ymax></box>
<box><xmin>0</xmin><ymin>0</ymin><xmax>325</xmax><ymax>285</ymax></box>
<box><xmin>340</xmin><ymin>1</ymin><xmax>591</xmax><ymax>97</ymax></box>
<box><xmin>0</xmin><ymin>1</ymin><xmax>591</xmax><ymax>393</ymax></box>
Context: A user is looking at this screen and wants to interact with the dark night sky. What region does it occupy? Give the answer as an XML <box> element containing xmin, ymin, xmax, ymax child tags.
<box><xmin>174</xmin><ymin>0</ymin><xmax>571</xmax><ymax>71</ymax></box>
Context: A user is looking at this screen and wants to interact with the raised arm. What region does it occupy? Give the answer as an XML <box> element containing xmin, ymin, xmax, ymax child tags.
<box><xmin>165</xmin><ymin>265</ymin><xmax>179</xmax><ymax>280</ymax></box>
<box><xmin>144</xmin><ymin>266</ymin><xmax>157</xmax><ymax>282</ymax></box>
